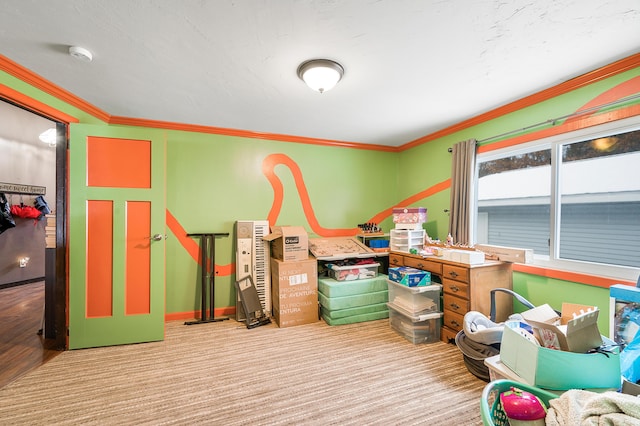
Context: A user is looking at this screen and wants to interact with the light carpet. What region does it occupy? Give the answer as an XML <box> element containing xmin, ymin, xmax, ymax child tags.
<box><xmin>0</xmin><ymin>318</ymin><xmax>486</xmax><ymax>425</ymax></box>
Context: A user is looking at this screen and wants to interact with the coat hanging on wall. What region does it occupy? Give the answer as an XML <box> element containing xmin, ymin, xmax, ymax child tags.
<box><xmin>10</xmin><ymin>204</ymin><xmax>41</xmax><ymax>219</ymax></box>
<box><xmin>0</xmin><ymin>193</ymin><xmax>16</xmax><ymax>234</ymax></box>
<box><xmin>34</xmin><ymin>195</ymin><xmax>51</xmax><ymax>217</ymax></box>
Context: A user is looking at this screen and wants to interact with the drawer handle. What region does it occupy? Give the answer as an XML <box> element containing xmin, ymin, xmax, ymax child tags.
<box><xmin>392</xmin><ymin>258</ymin><xmax>400</xmax><ymax>265</ymax></box>
<box><xmin>449</xmin><ymin>303</ymin><xmax>460</xmax><ymax>310</ymax></box>
<box><xmin>449</xmin><ymin>285</ymin><xmax>460</xmax><ymax>292</ymax></box>
<box><xmin>449</xmin><ymin>271</ymin><xmax>459</xmax><ymax>278</ymax></box>
<box><xmin>450</xmin><ymin>320</ymin><xmax>461</xmax><ymax>328</ymax></box>
<box><xmin>417</xmin><ymin>262</ymin><xmax>424</xmax><ymax>268</ymax></box>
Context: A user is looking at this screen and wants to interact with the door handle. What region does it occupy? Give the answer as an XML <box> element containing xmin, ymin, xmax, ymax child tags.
<box><xmin>150</xmin><ymin>233</ymin><xmax>166</xmax><ymax>241</ymax></box>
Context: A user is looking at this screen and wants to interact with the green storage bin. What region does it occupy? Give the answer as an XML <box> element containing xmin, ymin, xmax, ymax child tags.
<box><xmin>318</xmin><ymin>290</ymin><xmax>388</xmax><ymax>311</ymax></box>
<box><xmin>500</xmin><ymin>324</ymin><xmax>621</xmax><ymax>390</ymax></box>
<box><xmin>318</xmin><ymin>274</ymin><xmax>388</xmax><ymax>297</ymax></box>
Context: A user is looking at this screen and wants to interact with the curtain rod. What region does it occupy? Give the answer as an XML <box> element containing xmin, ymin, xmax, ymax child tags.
<box><xmin>448</xmin><ymin>93</ymin><xmax>640</xmax><ymax>152</ymax></box>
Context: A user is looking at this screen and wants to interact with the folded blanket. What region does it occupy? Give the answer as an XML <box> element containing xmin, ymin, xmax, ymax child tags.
<box><xmin>546</xmin><ymin>389</ymin><xmax>640</xmax><ymax>425</ymax></box>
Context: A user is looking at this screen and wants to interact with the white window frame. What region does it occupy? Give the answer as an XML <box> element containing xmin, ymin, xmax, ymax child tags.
<box><xmin>474</xmin><ymin>115</ymin><xmax>640</xmax><ymax>283</ymax></box>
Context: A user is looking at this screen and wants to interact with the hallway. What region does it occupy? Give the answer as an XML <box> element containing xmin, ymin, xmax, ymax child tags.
<box><xmin>0</xmin><ymin>281</ymin><xmax>59</xmax><ymax>389</ymax></box>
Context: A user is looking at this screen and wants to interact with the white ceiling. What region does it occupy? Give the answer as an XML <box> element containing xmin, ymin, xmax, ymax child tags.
<box><xmin>1</xmin><ymin>0</ymin><xmax>639</xmax><ymax>147</ymax></box>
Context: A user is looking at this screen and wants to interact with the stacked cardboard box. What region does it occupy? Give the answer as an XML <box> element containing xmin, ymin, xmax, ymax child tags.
<box><xmin>44</xmin><ymin>213</ymin><xmax>55</xmax><ymax>248</ymax></box>
<box><xmin>318</xmin><ymin>275</ymin><xmax>389</xmax><ymax>325</ymax></box>
<box><xmin>266</xmin><ymin>226</ymin><xmax>319</xmax><ymax>328</ymax></box>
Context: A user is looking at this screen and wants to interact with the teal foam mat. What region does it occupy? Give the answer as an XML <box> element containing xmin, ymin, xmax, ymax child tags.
<box><xmin>318</xmin><ymin>274</ymin><xmax>388</xmax><ymax>298</ymax></box>
<box><xmin>321</xmin><ymin>303</ymin><xmax>388</xmax><ymax>319</ymax></box>
<box><xmin>322</xmin><ymin>310</ymin><xmax>389</xmax><ymax>326</ymax></box>
<box><xmin>318</xmin><ymin>290</ymin><xmax>388</xmax><ymax>310</ymax></box>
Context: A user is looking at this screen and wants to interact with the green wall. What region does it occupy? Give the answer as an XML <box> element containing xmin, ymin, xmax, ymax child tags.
<box><xmin>2</xmin><ymin>61</ymin><xmax>639</xmax><ymax>333</ymax></box>
<box><xmin>398</xmin><ymin>67</ymin><xmax>640</xmax><ymax>333</ymax></box>
<box><xmin>163</xmin><ymin>131</ymin><xmax>399</xmax><ymax>313</ymax></box>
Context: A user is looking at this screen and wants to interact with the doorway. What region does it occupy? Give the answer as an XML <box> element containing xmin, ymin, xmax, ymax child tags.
<box><xmin>0</xmin><ymin>99</ymin><xmax>67</xmax><ymax>386</ymax></box>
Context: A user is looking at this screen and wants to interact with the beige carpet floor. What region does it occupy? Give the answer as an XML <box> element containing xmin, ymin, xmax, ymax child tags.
<box><xmin>0</xmin><ymin>318</ymin><xmax>487</xmax><ymax>425</ymax></box>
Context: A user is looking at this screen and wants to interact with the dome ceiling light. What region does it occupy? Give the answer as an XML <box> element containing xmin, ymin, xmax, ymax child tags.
<box><xmin>297</xmin><ymin>59</ymin><xmax>344</xmax><ymax>93</ymax></box>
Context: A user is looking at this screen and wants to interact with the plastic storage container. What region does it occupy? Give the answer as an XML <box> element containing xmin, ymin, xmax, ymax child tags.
<box><xmin>387</xmin><ymin>279</ymin><xmax>441</xmax><ymax>315</ymax></box>
<box><xmin>390</xmin><ymin>229</ymin><xmax>425</xmax><ymax>253</ymax></box>
<box><xmin>392</xmin><ymin>207</ymin><xmax>427</xmax><ymax>224</ymax></box>
<box><xmin>481</xmin><ymin>380</ymin><xmax>558</xmax><ymax>426</ymax></box>
<box><xmin>387</xmin><ymin>303</ymin><xmax>442</xmax><ymax>344</ymax></box>
<box><xmin>328</xmin><ymin>262</ymin><xmax>380</xmax><ymax>281</ymax></box>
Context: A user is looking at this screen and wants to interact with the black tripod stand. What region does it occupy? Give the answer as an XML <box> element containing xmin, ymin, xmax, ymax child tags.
<box><xmin>185</xmin><ymin>232</ymin><xmax>229</xmax><ymax>325</ymax></box>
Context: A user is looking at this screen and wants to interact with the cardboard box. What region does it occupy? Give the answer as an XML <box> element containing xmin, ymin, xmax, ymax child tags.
<box><xmin>271</xmin><ymin>257</ymin><xmax>318</xmax><ymax>328</ymax></box>
<box><xmin>475</xmin><ymin>244</ymin><xmax>533</xmax><ymax>263</ymax></box>
<box><xmin>308</xmin><ymin>237</ymin><xmax>373</xmax><ymax>260</ymax></box>
<box><xmin>521</xmin><ymin>303</ymin><xmax>603</xmax><ymax>353</ymax></box>
<box><xmin>448</xmin><ymin>249</ymin><xmax>485</xmax><ymax>265</ymax></box>
<box><xmin>264</xmin><ymin>226</ymin><xmax>309</xmax><ymax>262</ymax></box>
<box><xmin>388</xmin><ymin>267</ymin><xmax>431</xmax><ymax>287</ymax></box>
<box><xmin>500</xmin><ymin>323</ymin><xmax>621</xmax><ymax>390</ymax></box>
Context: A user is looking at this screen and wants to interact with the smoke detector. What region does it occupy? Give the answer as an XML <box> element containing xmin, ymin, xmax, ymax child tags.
<box><xmin>69</xmin><ymin>46</ymin><xmax>93</xmax><ymax>62</ymax></box>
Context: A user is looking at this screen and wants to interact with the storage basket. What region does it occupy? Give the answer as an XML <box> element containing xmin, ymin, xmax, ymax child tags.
<box><xmin>480</xmin><ymin>379</ymin><xmax>557</xmax><ymax>426</ymax></box>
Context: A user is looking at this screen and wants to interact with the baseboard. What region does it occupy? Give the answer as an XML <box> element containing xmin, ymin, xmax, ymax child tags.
<box><xmin>0</xmin><ymin>277</ymin><xmax>45</xmax><ymax>290</ymax></box>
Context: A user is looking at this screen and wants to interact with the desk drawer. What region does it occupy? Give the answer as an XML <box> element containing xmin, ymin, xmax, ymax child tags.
<box><xmin>443</xmin><ymin>293</ymin><xmax>469</xmax><ymax>316</ymax></box>
<box><xmin>443</xmin><ymin>264</ymin><xmax>469</xmax><ymax>283</ymax></box>
<box><xmin>403</xmin><ymin>257</ymin><xmax>442</xmax><ymax>275</ymax></box>
<box><xmin>442</xmin><ymin>278</ymin><xmax>469</xmax><ymax>299</ymax></box>
<box><xmin>443</xmin><ymin>310</ymin><xmax>465</xmax><ymax>332</ymax></box>
<box><xmin>389</xmin><ymin>253</ymin><xmax>404</xmax><ymax>267</ymax></box>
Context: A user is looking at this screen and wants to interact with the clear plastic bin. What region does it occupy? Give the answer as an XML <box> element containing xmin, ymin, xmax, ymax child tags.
<box><xmin>387</xmin><ymin>303</ymin><xmax>442</xmax><ymax>344</ymax></box>
<box><xmin>387</xmin><ymin>279</ymin><xmax>441</xmax><ymax>315</ymax></box>
<box><xmin>328</xmin><ymin>263</ymin><xmax>379</xmax><ymax>281</ymax></box>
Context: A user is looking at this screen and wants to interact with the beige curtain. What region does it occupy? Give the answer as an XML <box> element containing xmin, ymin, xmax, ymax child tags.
<box><xmin>448</xmin><ymin>139</ymin><xmax>476</xmax><ymax>245</ymax></box>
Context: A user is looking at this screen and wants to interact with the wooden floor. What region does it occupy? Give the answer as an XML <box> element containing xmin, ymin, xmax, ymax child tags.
<box><xmin>0</xmin><ymin>281</ymin><xmax>60</xmax><ymax>389</ymax></box>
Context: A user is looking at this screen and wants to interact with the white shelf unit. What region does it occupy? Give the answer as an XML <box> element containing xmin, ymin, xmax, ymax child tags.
<box><xmin>390</xmin><ymin>229</ymin><xmax>425</xmax><ymax>253</ymax></box>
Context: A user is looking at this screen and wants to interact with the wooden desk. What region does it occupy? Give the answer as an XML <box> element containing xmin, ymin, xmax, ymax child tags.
<box><xmin>389</xmin><ymin>251</ymin><xmax>513</xmax><ymax>343</ymax></box>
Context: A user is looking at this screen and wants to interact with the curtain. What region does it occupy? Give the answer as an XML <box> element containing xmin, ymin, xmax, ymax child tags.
<box><xmin>448</xmin><ymin>139</ymin><xmax>476</xmax><ymax>245</ymax></box>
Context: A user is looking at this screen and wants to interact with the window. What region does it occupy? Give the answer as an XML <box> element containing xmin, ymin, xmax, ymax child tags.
<box><xmin>475</xmin><ymin>117</ymin><xmax>640</xmax><ymax>281</ymax></box>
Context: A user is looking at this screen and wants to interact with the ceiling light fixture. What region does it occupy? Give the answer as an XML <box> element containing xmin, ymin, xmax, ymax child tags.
<box><xmin>69</xmin><ymin>45</ymin><xmax>93</xmax><ymax>62</ymax></box>
<box><xmin>39</xmin><ymin>128</ymin><xmax>56</xmax><ymax>146</ymax></box>
<box><xmin>297</xmin><ymin>59</ymin><xmax>344</xmax><ymax>93</ymax></box>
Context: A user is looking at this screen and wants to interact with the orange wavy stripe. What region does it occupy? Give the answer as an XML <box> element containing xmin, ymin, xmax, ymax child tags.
<box><xmin>262</xmin><ymin>153</ymin><xmax>360</xmax><ymax>237</ymax></box>
<box><xmin>167</xmin><ymin>157</ymin><xmax>450</xmax><ymax>278</ymax></box>
<box><xmin>479</xmin><ymin>77</ymin><xmax>640</xmax><ymax>154</ymax></box>
<box><xmin>366</xmin><ymin>179</ymin><xmax>451</xmax><ymax>224</ymax></box>
<box><xmin>564</xmin><ymin>75</ymin><xmax>640</xmax><ymax>124</ymax></box>
<box><xmin>400</xmin><ymin>52</ymin><xmax>640</xmax><ymax>151</ymax></box>
<box><xmin>165</xmin><ymin>209</ymin><xmax>234</xmax><ymax>276</ymax></box>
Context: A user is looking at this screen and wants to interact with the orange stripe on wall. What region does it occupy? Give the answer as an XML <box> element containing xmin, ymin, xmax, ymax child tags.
<box><xmin>262</xmin><ymin>153</ymin><xmax>360</xmax><ymax>237</ymax></box>
<box><xmin>126</xmin><ymin>201</ymin><xmax>151</xmax><ymax>315</ymax></box>
<box><xmin>165</xmin><ymin>209</ymin><xmax>234</xmax><ymax>276</ymax></box>
<box><xmin>400</xmin><ymin>53</ymin><xmax>640</xmax><ymax>151</ymax></box>
<box><xmin>477</xmin><ymin>103</ymin><xmax>640</xmax><ymax>154</ymax></box>
<box><xmin>165</xmin><ymin>306</ymin><xmax>235</xmax><ymax>322</ymax></box>
<box><xmin>86</xmin><ymin>200</ymin><xmax>113</xmax><ymax>318</ymax></box>
<box><xmin>513</xmin><ymin>264</ymin><xmax>635</xmax><ymax>289</ymax></box>
<box><xmin>566</xmin><ymin>75</ymin><xmax>640</xmax><ymax>122</ymax></box>
<box><xmin>366</xmin><ymin>179</ymin><xmax>451</xmax><ymax>225</ymax></box>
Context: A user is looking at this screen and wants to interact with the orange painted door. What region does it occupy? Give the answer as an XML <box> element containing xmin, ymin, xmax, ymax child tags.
<box><xmin>68</xmin><ymin>124</ymin><xmax>165</xmax><ymax>349</ymax></box>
